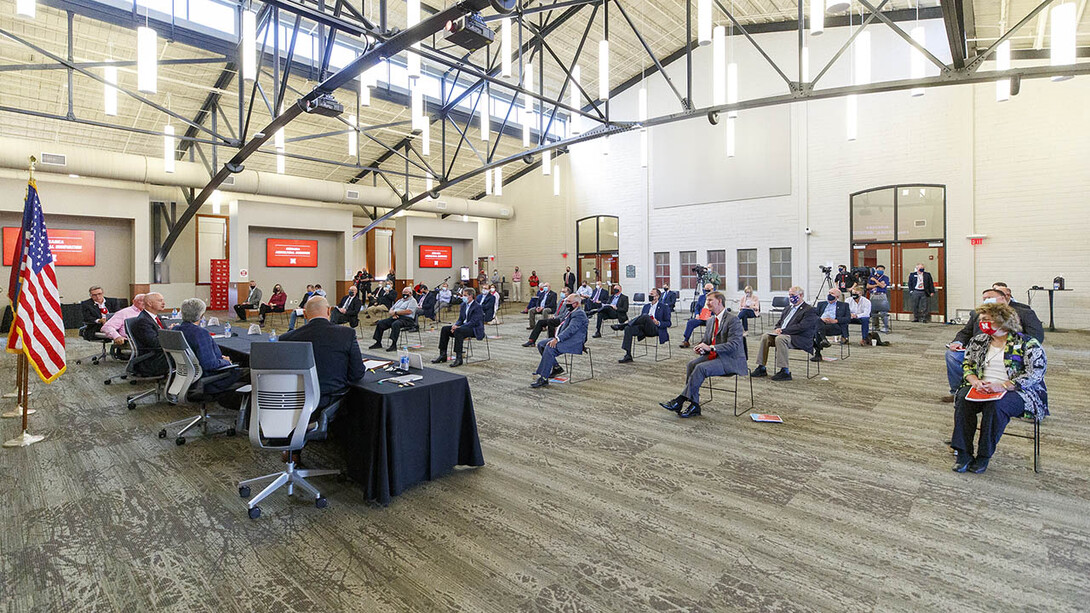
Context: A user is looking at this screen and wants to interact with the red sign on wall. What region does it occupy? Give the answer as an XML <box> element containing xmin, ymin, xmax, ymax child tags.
<box><xmin>266</xmin><ymin>238</ymin><xmax>318</xmax><ymax>267</ymax></box>
<box><xmin>419</xmin><ymin>245</ymin><xmax>453</xmax><ymax>268</ymax></box>
<box><xmin>3</xmin><ymin>227</ymin><xmax>96</xmax><ymax>266</ymax></box>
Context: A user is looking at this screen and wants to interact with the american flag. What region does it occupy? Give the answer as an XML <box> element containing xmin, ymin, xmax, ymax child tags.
<box><xmin>6</xmin><ymin>182</ymin><xmax>66</xmax><ymax>382</ymax></box>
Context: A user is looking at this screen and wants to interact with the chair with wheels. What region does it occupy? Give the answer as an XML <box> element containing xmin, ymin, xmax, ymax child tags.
<box><xmin>237</xmin><ymin>341</ymin><xmax>342</xmax><ymax>519</ymax></box>
<box><xmin>157</xmin><ymin>329</ymin><xmax>241</xmax><ymax>446</ymax></box>
<box><xmin>74</xmin><ymin>328</ymin><xmax>111</xmax><ymax>365</ymax></box>
<box><xmin>107</xmin><ymin>318</ymin><xmax>166</xmax><ymax>409</ymax></box>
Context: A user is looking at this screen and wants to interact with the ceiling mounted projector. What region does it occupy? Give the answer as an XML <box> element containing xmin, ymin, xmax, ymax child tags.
<box><xmin>826</xmin><ymin>1</ymin><xmax>850</xmax><ymax>12</ymax></box>
<box><xmin>304</xmin><ymin>94</ymin><xmax>344</xmax><ymax>117</ymax></box>
<box><xmin>444</xmin><ymin>13</ymin><xmax>494</xmax><ymax>51</ymax></box>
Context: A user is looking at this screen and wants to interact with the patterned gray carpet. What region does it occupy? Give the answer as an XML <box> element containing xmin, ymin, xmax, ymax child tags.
<box><xmin>2</xmin><ymin>308</ymin><xmax>1089</xmax><ymax>612</ymax></box>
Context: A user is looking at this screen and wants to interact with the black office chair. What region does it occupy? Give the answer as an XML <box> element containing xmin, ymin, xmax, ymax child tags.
<box><xmin>106</xmin><ymin>318</ymin><xmax>166</xmax><ymax>410</ymax></box>
<box><xmin>157</xmin><ymin>329</ymin><xmax>241</xmax><ymax>446</ymax></box>
<box><xmin>767</xmin><ymin>296</ymin><xmax>788</xmax><ymax>326</ymax></box>
<box><xmin>74</xmin><ymin>326</ymin><xmax>112</xmax><ymax>365</ymax></box>
<box><xmin>237</xmin><ymin>341</ymin><xmax>342</xmax><ymax>519</ymax></box>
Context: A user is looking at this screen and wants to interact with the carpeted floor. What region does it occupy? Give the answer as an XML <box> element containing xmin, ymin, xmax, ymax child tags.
<box><xmin>2</xmin><ymin>306</ymin><xmax>1089</xmax><ymax>612</ymax></box>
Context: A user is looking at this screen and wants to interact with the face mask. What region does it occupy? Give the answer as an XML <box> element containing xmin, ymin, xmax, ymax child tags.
<box><xmin>827</xmin><ymin>294</ymin><xmax>837</xmax><ymax>303</ymax></box>
<box><xmin>851</xmin><ymin>294</ymin><xmax>860</xmax><ymax>300</ymax></box>
<box><xmin>745</xmin><ymin>291</ymin><xmax>752</xmax><ymax>296</ymax></box>
<box><xmin>789</xmin><ymin>295</ymin><xmax>801</xmax><ymax>305</ymax></box>
<box><xmin>917</xmin><ymin>267</ymin><xmax>924</xmax><ymax>272</ymax></box>
<box><xmin>876</xmin><ymin>269</ymin><xmax>884</xmax><ymax>275</ymax></box>
<box><xmin>982</xmin><ymin>297</ymin><xmax>997</xmax><ymax>304</ymax></box>
<box><xmin>979</xmin><ymin>321</ymin><xmax>1000</xmax><ymax>336</ymax></box>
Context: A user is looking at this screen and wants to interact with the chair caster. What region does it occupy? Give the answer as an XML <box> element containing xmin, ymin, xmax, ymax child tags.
<box><xmin>226</xmin><ymin>428</ymin><xmax>236</xmax><ymax>437</ymax></box>
<box><xmin>75</xmin><ymin>359</ymin><xmax>83</xmax><ymax>365</ymax></box>
<box><xmin>175</xmin><ymin>436</ymin><xmax>186</xmax><ymax>446</ymax></box>
<box><xmin>127</xmin><ymin>402</ymin><xmax>136</xmax><ymax>410</ymax></box>
<box><xmin>104</xmin><ymin>379</ymin><xmax>111</xmax><ymax>385</ymax></box>
<box><xmin>248</xmin><ymin>506</ymin><xmax>261</xmax><ymax>519</ymax></box>
<box><xmin>239</xmin><ymin>486</ymin><xmax>251</xmax><ymax>498</ymax></box>
<box><xmin>158</xmin><ymin>429</ymin><xmax>167</xmax><ymax>439</ymax></box>
<box><xmin>92</xmin><ymin>358</ymin><xmax>100</xmax><ymax>365</ymax></box>
<box><xmin>316</xmin><ymin>497</ymin><xmax>328</xmax><ymax>509</ymax></box>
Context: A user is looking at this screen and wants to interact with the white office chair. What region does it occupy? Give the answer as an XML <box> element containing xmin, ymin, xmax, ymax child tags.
<box><xmin>157</xmin><ymin>329</ymin><xmax>241</xmax><ymax>446</ymax></box>
<box><xmin>237</xmin><ymin>341</ymin><xmax>341</xmax><ymax>519</ymax></box>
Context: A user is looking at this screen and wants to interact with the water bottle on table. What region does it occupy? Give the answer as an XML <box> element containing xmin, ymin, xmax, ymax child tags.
<box><xmin>269</xmin><ymin>329</ymin><xmax>278</xmax><ymax>342</ymax></box>
<box><xmin>224</xmin><ymin>321</ymin><xmax>232</xmax><ymax>337</ymax></box>
<box><xmin>400</xmin><ymin>349</ymin><xmax>410</xmax><ymax>372</ymax></box>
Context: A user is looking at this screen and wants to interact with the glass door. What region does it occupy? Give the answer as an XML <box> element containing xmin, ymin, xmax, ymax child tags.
<box><xmin>853</xmin><ymin>244</ymin><xmax>896</xmax><ymax>309</ymax></box>
<box><xmin>896</xmin><ymin>242</ymin><xmax>945</xmax><ymax>317</ymax></box>
<box><xmin>601</xmin><ymin>254</ymin><xmax>618</xmax><ymax>285</ymax></box>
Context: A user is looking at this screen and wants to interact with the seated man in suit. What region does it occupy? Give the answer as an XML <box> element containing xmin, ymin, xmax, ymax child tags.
<box><xmin>811</xmin><ymin>288</ymin><xmax>851</xmax><ymax>361</ymax></box>
<box><xmin>413</xmin><ymin>284</ymin><xmax>438</xmax><ymax>323</ymax></box>
<box><xmin>617</xmin><ymin>288</ymin><xmax>672</xmax><ymax>363</ymax></box>
<box><xmin>175</xmin><ymin>298</ymin><xmax>247</xmax><ymax>409</ymax></box>
<box><xmin>522</xmin><ymin>291</ymin><xmax>575</xmax><ymax>347</ymax></box>
<box><xmin>432</xmin><ymin>287</ymin><xmax>485</xmax><ymax>368</ymax></box>
<box><xmin>591</xmin><ymin>284</ymin><xmax>629</xmax><ymax>337</ymax></box>
<box><xmin>679</xmin><ymin>283</ymin><xmax>715</xmax><ymax>349</ymax></box>
<box><xmin>128</xmin><ymin>292</ymin><xmax>170</xmax><ymax>377</ymax></box>
<box><xmin>101</xmin><ymin>293</ymin><xmax>144</xmax><ymax>359</ymax></box>
<box><xmin>80</xmin><ymin>285</ymin><xmax>112</xmax><ymax>340</ymax></box>
<box><xmin>233</xmin><ymin>280</ymin><xmax>262</xmax><ymax>321</ymax></box>
<box><xmin>530</xmin><ymin>294</ymin><xmax>589</xmax><ymax>388</ymax></box>
<box><xmin>585</xmin><ymin>281</ymin><xmax>608</xmax><ymax>313</ymax></box>
<box><xmin>281</xmin><ymin>296</ymin><xmax>366</xmax><ymax>414</ymax></box>
<box><xmin>477</xmin><ymin>283</ymin><xmax>497</xmax><ymax>323</ymax></box>
<box><xmin>660</xmin><ymin>291</ymin><xmax>747</xmax><ymax>417</ymax></box>
<box><xmin>363</xmin><ymin>283</ymin><xmax>395</xmax><ymax>319</ymax></box>
<box><xmin>751</xmin><ymin>286</ymin><xmax>819</xmax><ymax>382</ymax></box>
<box><xmin>527</xmin><ymin>282</ymin><xmax>557</xmax><ymax>330</ymax></box>
<box><xmin>329</xmin><ymin>286</ymin><xmax>363</xmax><ymax>326</ymax></box>
<box><xmin>287</xmin><ymin>284</ymin><xmax>317</xmax><ymax>331</ymax></box>
<box><xmin>661</xmin><ymin>283</ymin><xmax>678</xmax><ymax>311</ymax></box>
<box><xmin>369</xmin><ymin>287</ymin><xmax>419</xmax><ymax>351</ymax></box>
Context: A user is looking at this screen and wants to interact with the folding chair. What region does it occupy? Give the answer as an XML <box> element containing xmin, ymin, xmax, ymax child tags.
<box><xmin>558</xmin><ymin>346</ymin><xmax>594</xmax><ymax>384</ymax></box>
<box><xmin>701</xmin><ymin>372</ymin><xmax>755</xmax><ymax>417</ymax></box>
<box><xmin>634</xmin><ymin>332</ymin><xmax>673</xmax><ymax>362</ymax></box>
<box><xmin>464</xmin><ymin>334</ymin><xmax>491</xmax><ymax>363</ymax></box>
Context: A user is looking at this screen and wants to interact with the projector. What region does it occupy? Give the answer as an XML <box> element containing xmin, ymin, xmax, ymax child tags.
<box><xmin>445</xmin><ymin>13</ymin><xmax>494</xmax><ymax>51</ymax></box>
<box><xmin>304</xmin><ymin>94</ymin><xmax>344</xmax><ymax>117</ymax></box>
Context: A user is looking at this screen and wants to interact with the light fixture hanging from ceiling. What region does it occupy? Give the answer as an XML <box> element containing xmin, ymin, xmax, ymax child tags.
<box><xmin>726</xmin><ymin>63</ymin><xmax>738</xmax><ymax>118</ymax></box>
<box><xmin>137</xmin><ymin>26</ymin><xmax>157</xmax><ymax>94</ymax></box>
<box><xmin>360</xmin><ymin>62</ymin><xmax>376</xmax><ymax>107</ymax></box>
<box><xmin>163</xmin><ymin>124</ymin><xmax>175</xmax><ymax>173</ymax></box>
<box><xmin>494</xmin><ymin>167</ymin><xmax>503</xmax><ymax>196</ymax></box>
<box><xmin>726</xmin><ymin>116</ymin><xmax>736</xmax><ymax>157</ymax></box>
<box><xmin>480</xmin><ymin>94</ymin><xmax>490</xmax><ymax>141</ymax></box>
<box><xmin>826</xmin><ymin>0</ymin><xmax>849</xmax><ymax>13</ymax></box>
<box><xmin>542</xmin><ymin>149</ymin><xmax>551</xmax><ymax>175</ymax></box>
<box><xmin>500</xmin><ymin>18</ymin><xmax>512</xmax><ymax>77</ymax></box>
<box><xmin>569</xmin><ymin>65</ymin><xmax>581</xmax><ymax>135</ymax></box>
<box><xmin>241</xmin><ymin>10</ymin><xmax>256</xmax><ymax>81</ymax></box>
<box><xmin>485</xmin><ymin>166</ymin><xmax>493</xmax><ymax>195</ymax></box>
<box><xmin>598</xmin><ymin>39</ymin><xmax>610</xmax><ymax>101</ymax></box>
<box><xmin>15</xmin><ymin>0</ymin><xmax>34</xmax><ymax>18</ymax></box>
<box><xmin>712</xmin><ymin>26</ymin><xmax>726</xmax><ymax>106</ymax></box>
<box><xmin>276</xmin><ymin>152</ymin><xmax>285</xmax><ymax>174</ymax></box>
<box><xmin>995</xmin><ymin>40</ymin><xmax>1011</xmax><ymax>102</ymax></box>
<box><xmin>421</xmin><ymin>122</ymin><xmax>431</xmax><ymax>156</ymax></box>
<box><xmin>698</xmin><ymin>0</ymin><xmax>712</xmax><ymax>46</ymax></box>
<box><xmin>406</xmin><ymin>0</ymin><xmax>421</xmax><ymax>80</ymax></box>
<box><xmin>910</xmin><ymin>26</ymin><xmax>926</xmax><ymax>97</ymax></box>
<box><xmin>425</xmin><ymin>175</ymin><xmax>434</xmax><ymax>198</ymax></box>
<box><xmin>348</xmin><ymin>115</ymin><xmax>358</xmax><ymax>157</ymax></box>
<box><xmin>855</xmin><ymin>31</ymin><xmax>872</xmax><ymax>85</ymax></box>
<box><xmin>553</xmin><ymin>164</ymin><xmax>561</xmax><ymax>196</ymax></box>
<box><xmin>810</xmin><ymin>0</ymin><xmax>824</xmax><ymax>35</ymax></box>
<box><xmin>1050</xmin><ymin>2</ymin><xmax>1076</xmax><ymax>80</ymax></box>
<box><xmin>104</xmin><ymin>64</ymin><xmax>118</xmax><ymax>116</ymax></box>
<box><xmin>523</xmin><ymin>63</ymin><xmax>533</xmax><ymax>147</ymax></box>
<box><xmin>411</xmin><ymin>85</ymin><xmax>425</xmax><ymax>133</ymax></box>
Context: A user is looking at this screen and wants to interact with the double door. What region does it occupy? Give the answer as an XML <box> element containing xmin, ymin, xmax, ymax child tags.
<box><xmin>577</xmin><ymin>253</ymin><xmax>618</xmax><ymax>287</ymax></box>
<box><xmin>853</xmin><ymin>241</ymin><xmax>945</xmax><ymax>318</ymax></box>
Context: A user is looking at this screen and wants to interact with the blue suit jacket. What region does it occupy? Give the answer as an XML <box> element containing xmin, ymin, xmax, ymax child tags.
<box><xmin>662</xmin><ymin>291</ymin><xmax>678</xmax><ymax>310</ymax></box>
<box><xmin>477</xmin><ymin>293</ymin><xmax>496</xmax><ymax>322</ymax></box>
<box><xmin>455</xmin><ymin>300</ymin><xmax>486</xmax><ymax>340</ymax></box>
<box><xmin>641</xmin><ymin>301</ymin><xmax>673</xmax><ymax>343</ymax></box>
<box><xmin>690</xmin><ymin>292</ymin><xmax>708</xmax><ymax>316</ymax></box>
<box><xmin>817</xmin><ymin>300</ymin><xmax>851</xmax><ymax>324</ymax></box>
<box><xmin>553</xmin><ymin>308</ymin><xmax>589</xmax><ymax>354</ymax></box>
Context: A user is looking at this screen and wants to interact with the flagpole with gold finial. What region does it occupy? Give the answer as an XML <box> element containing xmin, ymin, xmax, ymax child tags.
<box><xmin>4</xmin><ymin>156</ymin><xmax>45</xmax><ymax>447</ymax></box>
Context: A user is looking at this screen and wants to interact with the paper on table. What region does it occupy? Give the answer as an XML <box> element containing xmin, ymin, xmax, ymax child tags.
<box><xmin>382</xmin><ymin>374</ymin><xmax>423</xmax><ymax>384</ymax></box>
<box><xmin>364</xmin><ymin>359</ymin><xmax>392</xmax><ymax>370</ymax></box>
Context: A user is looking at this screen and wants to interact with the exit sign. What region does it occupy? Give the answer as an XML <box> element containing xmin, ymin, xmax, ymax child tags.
<box><xmin>970</xmin><ymin>238</ymin><xmax>984</xmax><ymax>245</ymax></box>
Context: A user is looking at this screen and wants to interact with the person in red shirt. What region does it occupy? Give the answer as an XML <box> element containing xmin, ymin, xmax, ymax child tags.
<box><xmin>258</xmin><ymin>284</ymin><xmax>287</xmax><ymax>325</ymax></box>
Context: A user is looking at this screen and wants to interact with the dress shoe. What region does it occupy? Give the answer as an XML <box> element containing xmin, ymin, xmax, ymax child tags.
<box><xmin>520</xmin><ymin>310</ymin><xmax>528</xmax><ymax>314</ymax></box>
<box><xmin>431</xmin><ymin>355</ymin><xmax>447</xmax><ymax>364</ymax></box>
<box><xmin>386</xmin><ymin>345</ymin><xmax>397</xmax><ymax>352</ymax></box>
<box><xmin>968</xmin><ymin>458</ymin><xmax>989</xmax><ymax>474</ymax></box>
<box><xmin>810</xmin><ymin>353</ymin><xmax>823</xmax><ymax>362</ymax></box>
<box><xmin>280</xmin><ymin>450</ymin><xmax>302</xmax><ymax>465</ymax></box>
<box><xmin>368</xmin><ymin>341</ymin><xmax>382</xmax><ymax>349</ymax></box>
<box><xmin>751</xmin><ymin>365</ymin><xmax>768</xmax><ymax>377</ymax></box>
<box><xmin>521</xmin><ymin>340</ymin><xmax>535</xmax><ymax>347</ymax></box>
<box><xmin>679</xmin><ymin>341</ymin><xmax>691</xmax><ymax>348</ymax></box>
<box><xmin>592</xmin><ymin>332</ymin><xmax>602</xmax><ymax>338</ymax></box>
<box><xmin>771</xmin><ymin>368</ymin><xmax>792</xmax><ymax>382</ymax></box>
<box><xmin>550</xmin><ymin>365</ymin><xmax>564</xmax><ymax>378</ymax></box>
<box><xmin>618</xmin><ymin>354</ymin><xmax>633</xmax><ymax>364</ymax></box>
<box><xmin>526</xmin><ymin>326</ymin><xmax>533</xmax><ymax>330</ymax></box>
<box><xmin>678</xmin><ymin>402</ymin><xmax>702</xmax><ymax>418</ymax></box>
<box><xmin>952</xmin><ymin>452</ymin><xmax>972</xmax><ymax>472</ymax></box>
<box><xmin>449</xmin><ymin>357</ymin><xmax>464</xmax><ymax>367</ymax></box>
<box><xmin>941</xmin><ymin>394</ymin><xmax>955</xmax><ymax>403</ymax></box>
<box><xmin>611</xmin><ymin>324</ymin><xmax>625</xmax><ymax>331</ymax></box>
<box><xmin>659</xmin><ymin>398</ymin><xmax>683</xmax><ymax>412</ymax></box>
<box><xmin>530</xmin><ymin>376</ymin><xmax>549</xmax><ymax>388</ymax></box>
<box><xmin>820</xmin><ymin>339</ymin><xmax>831</xmax><ymax>349</ymax></box>
<box><xmin>838</xmin><ymin>337</ymin><xmax>848</xmax><ymax>345</ymax></box>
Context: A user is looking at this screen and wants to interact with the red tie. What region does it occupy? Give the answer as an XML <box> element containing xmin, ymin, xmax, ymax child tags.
<box><xmin>156</xmin><ymin>316</ymin><xmax>164</xmax><ymax>329</ymax></box>
<box><xmin>99</xmin><ymin>304</ymin><xmax>108</xmax><ymax>315</ymax></box>
<box><xmin>708</xmin><ymin>318</ymin><xmax>719</xmax><ymax>360</ymax></box>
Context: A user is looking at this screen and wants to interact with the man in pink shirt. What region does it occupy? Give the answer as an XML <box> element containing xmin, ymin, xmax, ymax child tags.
<box><xmin>101</xmin><ymin>293</ymin><xmax>146</xmax><ymax>346</ymax></box>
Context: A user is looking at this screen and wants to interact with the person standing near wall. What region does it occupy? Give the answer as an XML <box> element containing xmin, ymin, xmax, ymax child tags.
<box><xmin>511</xmin><ymin>266</ymin><xmax>523</xmax><ymax>303</ymax></box>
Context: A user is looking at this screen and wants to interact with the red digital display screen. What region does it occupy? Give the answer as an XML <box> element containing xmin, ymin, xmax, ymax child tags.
<box><xmin>419</xmin><ymin>245</ymin><xmax>453</xmax><ymax>268</ymax></box>
<box><xmin>3</xmin><ymin>227</ymin><xmax>96</xmax><ymax>266</ymax></box>
<box><xmin>266</xmin><ymin>238</ymin><xmax>318</xmax><ymax>267</ymax></box>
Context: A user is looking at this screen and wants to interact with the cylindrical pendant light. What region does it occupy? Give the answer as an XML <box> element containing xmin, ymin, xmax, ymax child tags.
<box><xmin>542</xmin><ymin>149</ymin><xmax>551</xmax><ymax>175</ymax></box>
<box><xmin>1050</xmin><ymin>2</ymin><xmax>1076</xmax><ymax>80</ymax></box>
<box><xmin>104</xmin><ymin>64</ymin><xmax>118</xmax><ymax>116</ymax></box>
<box><xmin>137</xmin><ymin>26</ymin><xmax>157</xmax><ymax>94</ymax></box>
<box><xmin>274</xmin><ymin>126</ymin><xmax>284</xmax><ymax>150</ymax></box>
<box><xmin>163</xmin><ymin>125</ymin><xmax>175</xmax><ymax>173</ymax></box>
<box><xmin>598</xmin><ymin>39</ymin><xmax>610</xmax><ymax>101</ymax></box>
<box><xmin>480</xmin><ymin>97</ymin><xmax>490</xmax><ymax>142</ymax></box>
<box><xmin>494</xmin><ymin>167</ymin><xmax>503</xmax><ymax>196</ymax></box>
<box><xmin>810</xmin><ymin>0</ymin><xmax>824</xmax><ymax>35</ymax></box>
<box><xmin>500</xmin><ymin>18</ymin><xmax>512</xmax><ymax>77</ymax></box>
<box><xmin>846</xmin><ymin>94</ymin><xmax>857</xmax><ymax>141</ymax></box>
<box><xmin>523</xmin><ymin>63</ymin><xmax>533</xmax><ymax>147</ymax></box>
<box><xmin>411</xmin><ymin>86</ymin><xmax>425</xmax><ymax>133</ymax></box>
<box><xmin>639</xmin><ymin>130</ymin><xmax>648</xmax><ymax>168</ymax></box>
<box><xmin>484</xmin><ymin>167</ymin><xmax>492</xmax><ymax>195</ymax></box>
<box><xmin>276</xmin><ymin>152</ymin><xmax>285</xmax><ymax>174</ymax></box>
<box><xmin>712</xmin><ymin>26</ymin><xmax>726</xmax><ymax>106</ymax></box>
<box><xmin>995</xmin><ymin>40</ymin><xmax>1011</xmax><ymax>102</ymax></box>
<box><xmin>16</xmin><ymin>0</ymin><xmax>34</xmax><ymax>19</ymax></box>
<box><xmin>602</xmin><ymin>136</ymin><xmax>610</xmax><ymax>156</ymax></box>
<box><xmin>407</xmin><ymin>50</ymin><xmax>421</xmax><ymax>80</ymax></box>
<box><xmin>241</xmin><ymin>10</ymin><xmax>256</xmax><ymax>81</ymax></box>
<box><xmin>910</xmin><ymin>26</ymin><xmax>926</xmax><ymax>96</ymax></box>
<box><xmin>421</xmin><ymin>122</ymin><xmax>431</xmax><ymax>156</ymax></box>
<box><xmin>726</xmin><ymin>116</ymin><xmax>736</xmax><ymax>158</ymax></box>
<box><xmin>855</xmin><ymin>31</ymin><xmax>871</xmax><ymax>85</ymax></box>
<box><xmin>698</xmin><ymin>0</ymin><xmax>712</xmax><ymax>46</ymax></box>
<box><xmin>348</xmin><ymin>115</ymin><xmax>357</xmax><ymax>157</ymax></box>
<box><xmin>553</xmin><ymin>164</ymin><xmax>561</xmax><ymax>196</ymax></box>
<box><xmin>359</xmin><ymin>67</ymin><xmax>371</xmax><ymax>106</ymax></box>
<box><xmin>407</xmin><ymin>0</ymin><xmax>420</xmax><ymax>27</ymax></box>
<box><xmin>726</xmin><ymin>63</ymin><xmax>738</xmax><ymax>118</ymax></box>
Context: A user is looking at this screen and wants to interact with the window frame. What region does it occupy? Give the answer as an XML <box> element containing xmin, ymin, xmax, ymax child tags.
<box><xmin>653</xmin><ymin>252</ymin><xmax>671</xmax><ymax>290</ymax></box>
<box><xmin>679</xmin><ymin>251</ymin><xmax>698</xmax><ymax>290</ymax></box>
<box><xmin>769</xmin><ymin>247</ymin><xmax>792</xmax><ymax>292</ymax></box>
<box><xmin>736</xmin><ymin>248</ymin><xmax>757</xmax><ymax>292</ymax></box>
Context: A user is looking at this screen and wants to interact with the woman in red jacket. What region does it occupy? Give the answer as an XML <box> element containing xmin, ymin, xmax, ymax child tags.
<box><xmin>259</xmin><ymin>284</ymin><xmax>287</xmax><ymax>325</ymax></box>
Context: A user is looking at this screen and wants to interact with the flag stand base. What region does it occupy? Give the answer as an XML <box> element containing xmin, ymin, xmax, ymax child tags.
<box><xmin>3</xmin><ymin>430</ymin><xmax>45</xmax><ymax>447</ymax></box>
<box><xmin>1</xmin><ymin>407</ymin><xmax>36</xmax><ymax>418</ymax></box>
<box><xmin>2</xmin><ymin>390</ymin><xmax>30</xmax><ymax>399</ymax></box>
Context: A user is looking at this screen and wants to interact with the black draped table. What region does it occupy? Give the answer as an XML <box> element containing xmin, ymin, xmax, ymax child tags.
<box><xmin>208</xmin><ymin>327</ymin><xmax>484</xmax><ymax>505</ymax></box>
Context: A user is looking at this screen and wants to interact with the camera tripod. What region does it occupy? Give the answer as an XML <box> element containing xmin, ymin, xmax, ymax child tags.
<box><xmin>814</xmin><ymin>270</ymin><xmax>834</xmax><ymax>306</ymax></box>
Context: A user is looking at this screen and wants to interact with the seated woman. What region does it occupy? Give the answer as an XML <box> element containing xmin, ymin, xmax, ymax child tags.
<box><xmin>737</xmin><ymin>286</ymin><xmax>761</xmax><ymax>332</ymax></box>
<box><xmin>175</xmin><ymin>298</ymin><xmax>248</xmax><ymax>409</ymax></box>
<box><xmin>951</xmin><ymin>302</ymin><xmax>1047</xmax><ymax>474</ymax></box>
<box><xmin>258</xmin><ymin>284</ymin><xmax>287</xmax><ymax>325</ymax></box>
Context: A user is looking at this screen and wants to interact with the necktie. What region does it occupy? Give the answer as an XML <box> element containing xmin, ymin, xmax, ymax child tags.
<box><xmin>708</xmin><ymin>317</ymin><xmax>719</xmax><ymax>360</ymax></box>
<box><xmin>98</xmin><ymin>303</ymin><xmax>108</xmax><ymax>315</ymax></box>
<box><xmin>155</xmin><ymin>315</ymin><xmax>164</xmax><ymax>329</ymax></box>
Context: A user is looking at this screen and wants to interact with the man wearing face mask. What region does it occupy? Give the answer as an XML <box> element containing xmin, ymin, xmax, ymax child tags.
<box><xmin>811</xmin><ymin>288</ymin><xmax>852</xmax><ymax>360</ymax></box>
<box><xmin>866</xmin><ymin>265</ymin><xmax>891</xmax><ymax>333</ymax></box>
<box><xmin>364</xmin><ymin>283</ymin><xmax>395</xmax><ymax>320</ymax></box>
<box><xmin>679</xmin><ymin>283</ymin><xmax>715</xmax><ymax>349</ymax></box>
<box><xmin>847</xmin><ymin>288</ymin><xmax>872</xmax><ymax>345</ymax></box>
<box><xmin>586</xmin><ymin>281</ymin><xmax>608</xmax><ymax>313</ymax></box>
<box><xmin>522</xmin><ymin>289</ymin><xmax>574</xmax><ymax>347</ymax></box>
<box><xmin>907</xmin><ymin>263</ymin><xmax>936</xmax><ymax>323</ymax></box>
<box><xmin>591</xmin><ymin>284</ymin><xmax>629</xmax><ymax>337</ymax></box>
<box><xmin>834</xmin><ymin>265</ymin><xmax>853</xmax><ymax>293</ymax></box>
<box><xmin>751</xmin><ymin>286</ymin><xmax>819</xmax><ymax>381</ymax></box>
<box><xmin>617</xmin><ymin>288</ymin><xmax>672</xmax><ymax>364</ymax></box>
<box><xmin>530</xmin><ymin>294</ymin><xmax>589</xmax><ymax>388</ymax></box>
<box><xmin>330</xmin><ymin>286</ymin><xmax>363</xmax><ymax>326</ymax></box>
<box><xmin>528</xmin><ymin>283</ymin><xmax>557</xmax><ymax>330</ymax></box>
<box><xmin>370</xmin><ymin>287</ymin><xmax>419</xmax><ymax>351</ymax></box>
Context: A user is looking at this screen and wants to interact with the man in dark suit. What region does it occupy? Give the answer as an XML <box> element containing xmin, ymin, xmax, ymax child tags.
<box><xmin>592</xmin><ymin>284</ymin><xmax>629</xmax><ymax>337</ymax></box>
<box><xmin>522</xmin><ymin>293</ymin><xmax>576</xmax><ymax>346</ymax></box>
<box><xmin>660</xmin><ymin>292</ymin><xmax>748</xmax><ymax>417</ymax></box>
<box><xmin>812</xmin><ymin>288</ymin><xmax>852</xmax><ymax>360</ymax></box>
<box><xmin>432</xmin><ymin>287</ymin><xmax>485</xmax><ymax>367</ymax></box>
<box><xmin>329</xmin><ymin>286</ymin><xmax>362</xmax><ymax>326</ymax></box>
<box><xmin>280</xmin><ymin>296</ymin><xmax>366</xmax><ymax>412</ymax></box>
<box><xmin>127</xmin><ymin>292</ymin><xmax>169</xmax><ymax>377</ymax></box>
<box><xmin>531</xmin><ymin>294</ymin><xmax>589</xmax><ymax>388</ymax></box>
<box><xmin>907</xmin><ymin>263</ymin><xmax>936</xmax><ymax>322</ymax></box>
<box><xmin>527</xmin><ymin>283</ymin><xmax>557</xmax><ymax>329</ymax></box>
<box><xmin>751</xmin><ymin>286</ymin><xmax>819</xmax><ymax>381</ymax></box>
<box><xmin>563</xmin><ymin>266</ymin><xmax>576</xmax><ymax>293</ymax></box>
<box><xmin>617</xmin><ymin>288</ymin><xmax>672</xmax><ymax>363</ymax></box>
<box><xmin>414</xmin><ymin>284</ymin><xmax>438</xmax><ymax>322</ymax></box>
<box><xmin>661</xmin><ymin>283</ymin><xmax>678</xmax><ymax>311</ymax></box>
<box><xmin>477</xmin><ymin>283</ymin><xmax>497</xmax><ymax>322</ymax></box>
<box><xmin>585</xmin><ymin>281</ymin><xmax>608</xmax><ymax>313</ymax></box>
<box><xmin>992</xmin><ymin>282</ymin><xmax>1044</xmax><ymax>342</ymax></box>
<box><xmin>80</xmin><ymin>285</ymin><xmax>112</xmax><ymax>341</ymax></box>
